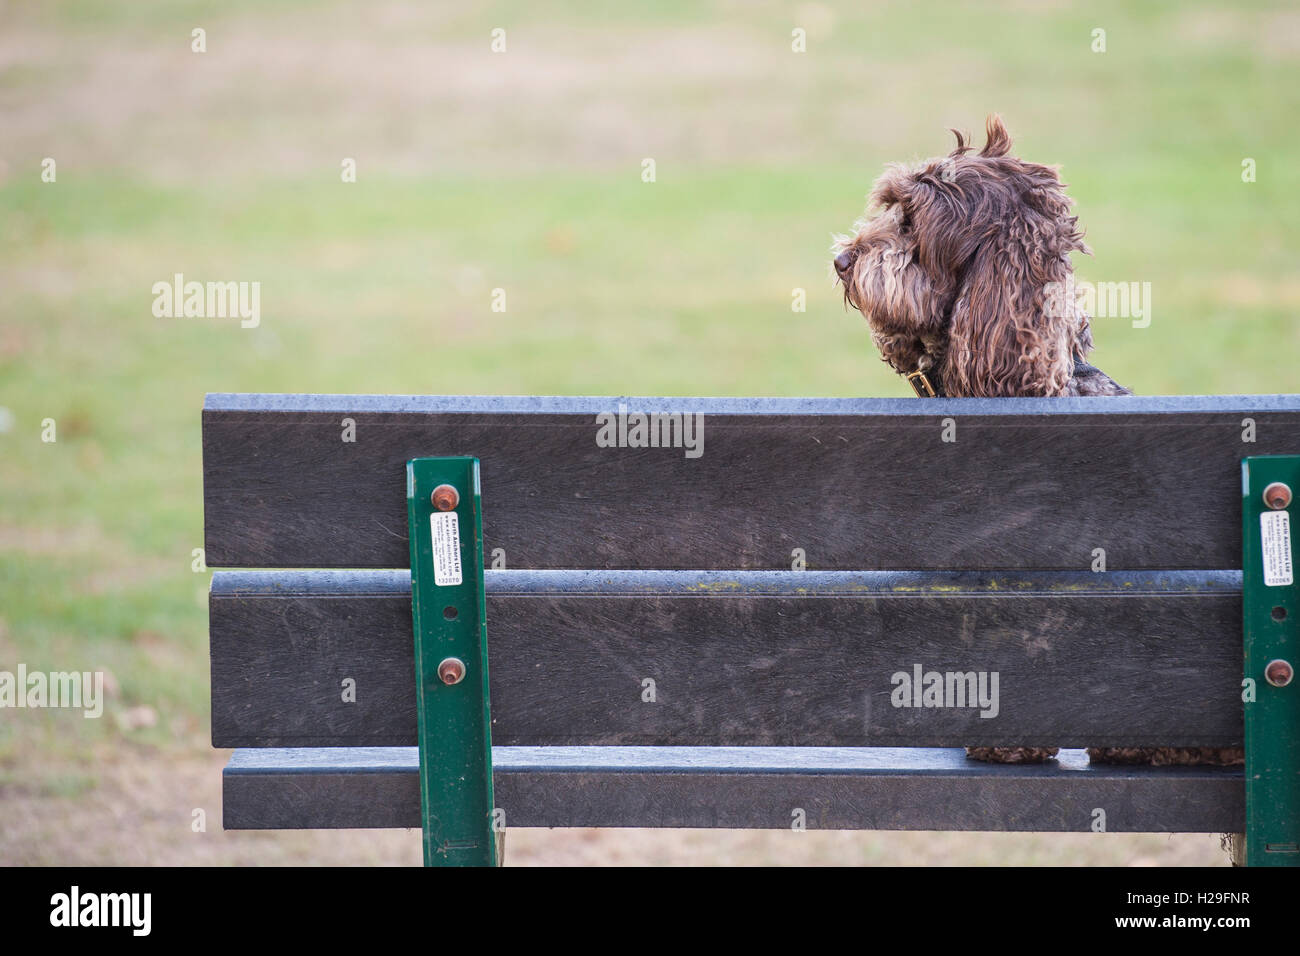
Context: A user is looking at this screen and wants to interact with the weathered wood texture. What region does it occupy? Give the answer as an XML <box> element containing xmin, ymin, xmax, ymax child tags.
<box><xmin>202</xmin><ymin>393</ymin><xmax>1300</xmax><ymax>570</ymax></box>
<box><xmin>210</xmin><ymin>569</ymin><xmax>1243</xmax><ymax>749</ymax></box>
<box><xmin>222</xmin><ymin>746</ymin><xmax>1245</xmax><ymax>832</ymax></box>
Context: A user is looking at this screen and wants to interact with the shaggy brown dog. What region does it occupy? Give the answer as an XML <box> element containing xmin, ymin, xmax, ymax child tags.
<box><xmin>833</xmin><ymin>114</ymin><xmax>1129</xmax><ymax>401</ymax></box>
<box><xmin>833</xmin><ymin>115</ymin><xmax>1241</xmax><ymax>768</ymax></box>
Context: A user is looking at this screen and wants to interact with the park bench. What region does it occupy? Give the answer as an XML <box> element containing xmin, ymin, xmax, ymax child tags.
<box><xmin>202</xmin><ymin>393</ymin><xmax>1300</xmax><ymax>866</ymax></box>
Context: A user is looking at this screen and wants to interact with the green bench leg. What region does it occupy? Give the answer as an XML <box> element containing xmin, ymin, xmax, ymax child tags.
<box><xmin>1242</xmin><ymin>455</ymin><xmax>1300</xmax><ymax>866</ymax></box>
<box><xmin>406</xmin><ymin>457</ymin><xmax>499</xmax><ymax>866</ymax></box>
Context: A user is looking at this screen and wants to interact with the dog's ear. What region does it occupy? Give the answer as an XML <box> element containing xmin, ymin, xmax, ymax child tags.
<box><xmin>943</xmin><ymin>122</ymin><xmax>1087</xmax><ymax>397</ymax></box>
<box><xmin>945</xmin><ymin>230</ymin><xmax>1075</xmax><ymax>397</ymax></box>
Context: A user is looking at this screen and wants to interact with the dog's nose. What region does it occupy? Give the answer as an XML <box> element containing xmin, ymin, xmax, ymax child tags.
<box><xmin>834</xmin><ymin>250</ymin><xmax>855</xmax><ymax>276</ymax></box>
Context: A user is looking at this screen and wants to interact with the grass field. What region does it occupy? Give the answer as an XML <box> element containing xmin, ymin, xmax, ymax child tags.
<box><xmin>1</xmin><ymin>0</ymin><xmax>1297</xmax><ymax>865</ymax></box>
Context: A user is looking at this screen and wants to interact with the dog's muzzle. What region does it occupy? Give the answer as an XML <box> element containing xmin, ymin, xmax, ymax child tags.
<box><xmin>834</xmin><ymin>250</ymin><xmax>855</xmax><ymax>279</ymax></box>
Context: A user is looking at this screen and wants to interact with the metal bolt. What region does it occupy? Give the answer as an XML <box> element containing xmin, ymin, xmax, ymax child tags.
<box><xmin>437</xmin><ymin>657</ymin><xmax>466</xmax><ymax>685</ymax></box>
<box><xmin>431</xmin><ymin>484</ymin><xmax>460</xmax><ymax>512</ymax></box>
<box><xmin>1265</xmin><ymin>659</ymin><xmax>1294</xmax><ymax>688</ymax></box>
<box><xmin>1263</xmin><ymin>482</ymin><xmax>1292</xmax><ymax>510</ymax></box>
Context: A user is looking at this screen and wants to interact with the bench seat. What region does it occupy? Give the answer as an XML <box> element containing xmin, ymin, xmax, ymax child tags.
<box><xmin>223</xmin><ymin>746</ymin><xmax>1244</xmax><ymax>832</ymax></box>
<box><xmin>203</xmin><ymin>393</ymin><xmax>1300</xmax><ymax>846</ymax></box>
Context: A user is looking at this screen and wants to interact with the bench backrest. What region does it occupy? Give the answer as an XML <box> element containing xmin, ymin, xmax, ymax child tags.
<box><xmin>203</xmin><ymin>393</ymin><xmax>1300</xmax><ymax>755</ymax></box>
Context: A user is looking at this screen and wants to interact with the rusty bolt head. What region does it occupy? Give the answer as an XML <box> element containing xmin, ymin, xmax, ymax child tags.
<box><xmin>1263</xmin><ymin>482</ymin><xmax>1292</xmax><ymax>510</ymax></box>
<box><xmin>1265</xmin><ymin>659</ymin><xmax>1294</xmax><ymax>688</ymax></box>
<box><xmin>431</xmin><ymin>484</ymin><xmax>460</xmax><ymax>512</ymax></box>
<box><xmin>437</xmin><ymin>657</ymin><xmax>466</xmax><ymax>685</ymax></box>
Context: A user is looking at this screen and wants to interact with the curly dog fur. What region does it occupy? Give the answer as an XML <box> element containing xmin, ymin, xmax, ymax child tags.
<box><xmin>833</xmin><ymin>114</ymin><xmax>1129</xmax><ymax>400</ymax></box>
<box><xmin>832</xmin><ymin>115</ymin><xmax>1240</xmax><ymax>769</ymax></box>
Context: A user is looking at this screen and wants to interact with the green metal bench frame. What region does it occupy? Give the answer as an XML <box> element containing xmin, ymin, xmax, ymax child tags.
<box><xmin>1241</xmin><ymin>455</ymin><xmax>1299</xmax><ymax>866</ymax></box>
<box><xmin>402</xmin><ymin>451</ymin><xmax>1300</xmax><ymax>867</ymax></box>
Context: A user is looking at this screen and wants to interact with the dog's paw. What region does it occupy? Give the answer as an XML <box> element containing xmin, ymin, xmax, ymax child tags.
<box><xmin>965</xmin><ymin>746</ymin><xmax>1059</xmax><ymax>764</ymax></box>
<box><xmin>1086</xmin><ymin>747</ymin><xmax>1244</xmax><ymax>766</ymax></box>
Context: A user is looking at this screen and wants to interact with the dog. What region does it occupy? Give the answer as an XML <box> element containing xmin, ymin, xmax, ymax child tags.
<box><xmin>832</xmin><ymin>115</ymin><xmax>1241</xmax><ymax>768</ymax></box>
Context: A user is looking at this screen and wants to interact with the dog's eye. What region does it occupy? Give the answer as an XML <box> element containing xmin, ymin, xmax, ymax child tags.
<box><xmin>898</xmin><ymin>209</ymin><xmax>911</xmax><ymax>231</ymax></box>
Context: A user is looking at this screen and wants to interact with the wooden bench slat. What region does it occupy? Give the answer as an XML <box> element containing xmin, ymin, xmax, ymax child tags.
<box><xmin>222</xmin><ymin>746</ymin><xmax>1245</xmax><ymax>832</ymax></box>
<box><xmin>202</xmin><ymin>393</ymin><xmax>1300</xmax><ymax>570</ymax></box>
<box><xmin>209</xmin><ymin>569</ymin><xmax>1243</xmax><ymax>749</ymax></box>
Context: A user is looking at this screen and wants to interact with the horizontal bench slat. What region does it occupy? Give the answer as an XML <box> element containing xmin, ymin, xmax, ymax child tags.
<box><xmin>222</xmin><ymin>746</ymin><xmax>1245</xmax><ymax>832</ymax></box>
<box><xmin>210</xmin><ymin>569</ymin><xmax>1243</xmax><ymax>749</ymax></box>
<box><xmin>202</xmin><ymin>393</ymin><xmax>1300</xmax><ymax>570</ymax></box>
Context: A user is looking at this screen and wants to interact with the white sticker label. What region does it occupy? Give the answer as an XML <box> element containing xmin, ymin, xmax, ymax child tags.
<box><xmin>1261</xmin><ymin>510</ymin><xmax>1293</xmax><ymax>587</ymax></box>
<box><xmin>430</xmin><ymin>511</ymin><xmax>463</xmax><ymax>586</ymax></box>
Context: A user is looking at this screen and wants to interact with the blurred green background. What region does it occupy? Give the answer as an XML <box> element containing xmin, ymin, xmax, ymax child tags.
<box><xmin>1</xmin><ymin>0</ymin><xmax>1296</xmax><ymax>865</ymax></box>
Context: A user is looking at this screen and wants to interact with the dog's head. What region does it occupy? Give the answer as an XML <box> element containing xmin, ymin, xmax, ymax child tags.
<box><xmin>832</xmin><ymin>114</ymin><xmax>1091</xmax><ymax>397</ymax></box>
